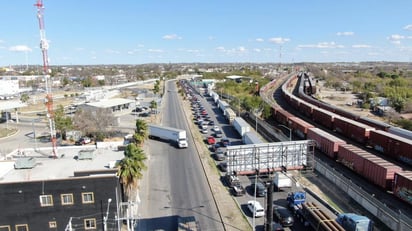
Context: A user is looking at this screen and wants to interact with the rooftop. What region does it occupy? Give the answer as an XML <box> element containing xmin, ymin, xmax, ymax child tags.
<box><xmin>0</xmin><ymin>147</ymin><xmax>124</xmax><ymax>183</ymax></box>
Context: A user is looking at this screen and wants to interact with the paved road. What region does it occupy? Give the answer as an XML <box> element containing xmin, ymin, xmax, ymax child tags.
<box><xmin>138</xmin><ymin>80</ymin><xmax>224</xmax><ymax>231</ymax></box>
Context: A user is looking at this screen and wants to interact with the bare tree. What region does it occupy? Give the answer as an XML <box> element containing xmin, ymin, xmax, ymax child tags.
<box><xmin>73</xmin><ymin>108</ymin><xmax>117</xmax><ymax>140</ymax></box>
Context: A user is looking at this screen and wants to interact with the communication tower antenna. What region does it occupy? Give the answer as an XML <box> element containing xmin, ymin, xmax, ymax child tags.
<box><xmin>34</xmin><ymin>0</ymin><xmax>57</xmax><ymax>158</ymax></box>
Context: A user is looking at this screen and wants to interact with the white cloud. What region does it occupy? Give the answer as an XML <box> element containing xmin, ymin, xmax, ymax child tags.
<box><xmin>162</xmin><ymin>34</ymin><xmax>182</xmax><ymax>40</ymax></box>
<box><xmin>208</xmin><ymin>36</ymin><xmax>216</xmax><ymax>40</ymax></box>
<box><xmin>389</xmin><ymin>34</ymin><xmax>405</xmax><ymax>40</ymax></box>
<box><xmin>336</xmin><ymin>31</ymin><xmax>354</xmax><ymax>36</ymax></box>
<box><xmin>253</xmin><ymin>48</ymin><xmax>261</xmax><ymax>52</ymax></box>
<box><xmin>298</xmin><ymin>42</ymin><xmax>344</xmax><ymax>49</ymax></box>
<box><xmin>388</xmin><ymin>34</ymin><xmax>405</xmax><ymax>44</ymax></box>
<box><xmin>269</xmin><ymin>37</ymin><xmax>290</xmax><ymax>44</ymax></box>
<box><xmin>403</xmin><ymin>25</ymin><xmax>412</xmax><ymax>30</ymax></box>
<box><xmin>352</xmin><ymin>44</ymin><xmax>371</xmax><ymax>48</ymax></box>
<box><xmin>215</xmin><ymin>46</ymin><xmax>225</xmax><ymax>52</ymax></box>
<box><xmin>238</xmin><ymin>46</ymin><xmax>246</xmax><ymax>52</ymax></box>
<box><xmin>148</xmin><ymin>49</ymin><xmax>163</xmax><ymax>53</ymax></box>
<box><xmin>137</xmin><ymin>44</ymin><xmax>145</xmax><ymax>48</ymax></box>
<box><xmin>9</xmin><ymin>45</ymin><xmax>32</xmax><ymax>52</ymax></box>
<box><xmin>105</xmin><ymin>49</ymin><xmax>120</xmax><ymax>54</ymax></box>
<box><xmin>255</xmin><ymin>38</ymin><xmax>264</xmax><ymax>42</ymax></box>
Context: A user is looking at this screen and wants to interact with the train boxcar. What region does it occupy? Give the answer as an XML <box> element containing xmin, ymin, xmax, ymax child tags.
<box><xmin>358</xmin><ymin>116</ymin><xmax>391</xmax><ymax>131</ymax></box>
<box><xmin>337</xmin><ymin>144</ymin><xmax>372</xmax><ymax>174</ymax></box>
<box><xmin>290</xmin><ymin>95</ymin><xmax>301</xmax><ymax>109</ymax></box>
<box><xmin>333</xmin><ymin>116</ymin><xmax>375</xmax><ymax>144</ymax></box>
<box><xmin>288</xmin><ymin>116</ymin><xmax>314</xmax><ymax>139</ymax></box>
<box><xmin>312</xmin><ymin>107</ymin><xmax>336</xmax><ymax>129</ymax></box>
<box><xmin>337</xmin><ymin>144</ymin><xmax>401</xmax><ymax>190</ymax></box>
<box><xmin>299</xmin><ymin>101</ymin><xmax>314</xmax><ymax>118</ymax></box>
<box><xmin>328</xmin><ymin>104</ymin><xmax>360</xmax><ymax>121</ymax></box>
<box><xmin>275</xmin><ymin>108</ymin><xmax>294</xmax><ymax>126</ymax></box>
<box><xmin>363</xmin><ymin>158</ymin><xmax>401</xmax><ymax>190</ymax></box>
<box><xmin>369</xmin><ymin>130</ymin><xmax>412</xmax><ymax>166</ymax></box>
<box><xmin>393</xmin><ymin>171</ymin><xmax>412</xmax><ymax>205</ymax></box>
<box><xmin>307</xmin><ymin>127</ymin><xmax>346</xmax><ymax>159</ymax></box>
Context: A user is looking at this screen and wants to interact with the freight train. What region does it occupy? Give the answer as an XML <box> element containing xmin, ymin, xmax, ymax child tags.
<box><xmin>261</xmin><ymin>72</ymin><xmax>412</xmax><ymax>206</ymax></box>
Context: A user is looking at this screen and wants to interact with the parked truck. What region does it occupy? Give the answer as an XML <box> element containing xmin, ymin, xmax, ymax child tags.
<box><xmin>273</xmin><ymin>172</ymin><xmax>292</xmax><ymax>189</ymax></box>
<box><xmin>242</xmin><ymin>131</ymin><xmax>263</xmax><ymax>145</ymax></box>
<box><xmin>148</xmin><ymin>124</ymin><xmax>188</xmax><ymax>148</ymax></box>
<box><xmin>233</xmin><ymin>117</ymin><xmax>251</xmax><ymax>137</ymax></box>
<box><xmin>224</xmin><ymin>108</ymin><xmax>236</xmax><ymax>124</ymax></box>
<box><xmin>287</xmin><ymin>191</ymin><xmax>373</xmax><ymax>231</ymax></box>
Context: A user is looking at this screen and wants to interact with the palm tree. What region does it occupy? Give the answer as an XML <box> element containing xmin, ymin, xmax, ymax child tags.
<box><xmin>133</xmin><ymin>119</ymin><xmax>148</xmax><ymax>146</ymax></box>
<box><xmin>117</xmin><ymin>143</ymin><xmax>147</xmax><ymax>201</ymax></box>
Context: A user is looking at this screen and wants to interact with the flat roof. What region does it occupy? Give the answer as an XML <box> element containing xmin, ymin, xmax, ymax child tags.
<box><xmin>85</xmin><ymin>98</ymin><xmax>134</xmax><ymax>108</ymax></box>
<box><xmin>0</xmin><ymin>100</ymin><xmax>27</xmax><ymax>111</ymax></box>
<box><xmin>0</xmin><ymin>147</ymin><xmax>124</xmax><ymax>183</ymax></box>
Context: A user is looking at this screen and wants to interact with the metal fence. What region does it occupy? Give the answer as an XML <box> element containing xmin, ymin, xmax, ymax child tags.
<box><xmin>315</xmin><ymin>160</ymin><xmax>412</xmax><ymax>231</ymax></box>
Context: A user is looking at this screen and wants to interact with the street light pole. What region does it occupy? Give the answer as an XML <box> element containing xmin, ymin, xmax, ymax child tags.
<box><xmin>277</xmin><ymin>124</ymin><xmax>292</xmax><ymax>141</ymax></box>
<box><xmin>103</xmin><ymin>198</ymin><xmax>112</xmax><ymax>231</ymax></box>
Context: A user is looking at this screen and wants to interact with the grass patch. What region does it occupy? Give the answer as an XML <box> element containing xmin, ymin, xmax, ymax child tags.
<box><xmin>0</xmin><ymin>128</ymin><xmax>18</xmax><ymax>138</ymax></box>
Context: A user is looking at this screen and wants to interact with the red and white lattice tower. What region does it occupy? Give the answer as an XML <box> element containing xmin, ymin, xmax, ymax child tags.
<box><xmin>34</xmin><ymin>0</ymin><xmax>57</xmax><ymax>158</ymax></box>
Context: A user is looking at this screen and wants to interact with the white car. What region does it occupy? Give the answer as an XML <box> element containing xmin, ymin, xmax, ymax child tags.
<box><xmin>200</xmin><ymin>128</ymin><xmax>208</xmax><ymax>134</ymax></box>
<box><xmin>212</xmin><ymin>126</ymin><xmax>220</xmax><ymax>132</ymax></box>
<box><xmin>247</xmin><ymin>200</ymin><xmax>265</xmax><ymax>217</ymax></box>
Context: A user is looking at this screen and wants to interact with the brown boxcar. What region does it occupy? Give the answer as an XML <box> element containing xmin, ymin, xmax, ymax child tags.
<box><xmin>307</xmin><ymin>127</ymin><xmax>346</xmax><ymax>159</ymax></box>
<box><xmin>369</xmin><ymin>130</ymin><xmax>412</xmax><ymax>166</ymax></box>
<box><xmin>275</xmin><ymin>108</ymin><xmax>293</xmax><ymax>126</ymax></box>
<box><xmin>288</xmin><ymin>116</ymin><xmax>314</xmax><ymax>139</ymax></box>
<box><xmin>299</xmin><ymin>101</ymin><xmax>314</xmax><ymax>118</ymax></box>
<box><xmin>312</xmin><ymin>107</ymin><xmax>336</xmax><ymax>129</ymax></box>
<box><xmin>333</xmin><ymin>116</ymin><xmax>375</xmax><ymax>144</ymax></box>
<box><xmin>393</xmin><ymin>171</ymin><xmax>412</xmax><ymax>205</ymax></box>
<box><xmin>337</xmin><ymin>144</ymin><xmax>373</xmax><ymax>174</ymax></box>
<box><xmin>362</xmin><ymin>158</ymin><xmax>401</xmax><ymax>190</ymax></box>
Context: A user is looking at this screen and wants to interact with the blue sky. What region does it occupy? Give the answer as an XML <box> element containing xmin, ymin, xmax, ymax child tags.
<box><xmin>1</xmin><ymin>0</ymin><xmax>412</xmax><ymax>66</ymax></box>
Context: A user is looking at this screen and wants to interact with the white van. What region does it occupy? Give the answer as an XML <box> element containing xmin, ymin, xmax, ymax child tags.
<box><xmin>247</xmin><ymin>200</ymin><xmax>265</xmax><ymax>217</ymax></box>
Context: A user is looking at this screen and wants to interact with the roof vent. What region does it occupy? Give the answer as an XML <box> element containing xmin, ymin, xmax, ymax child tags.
<box><xmin>14</xmin><ymin>157</ymin><xmax>36</xmax><ymax>169</ymax></box>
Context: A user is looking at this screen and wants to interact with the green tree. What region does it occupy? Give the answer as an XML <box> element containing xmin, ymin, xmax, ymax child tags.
<box><xmin>54</xmin><ymin>105</ymin><xmax>73</xmax><ymax>140</ymax></box>
<box><xmin>150</xmin><ymin>100</ymin><xmax>157</xmax><ymax>113</ymax></box>
<box><xmin>117</xmin><ymin>143</ymin><xmax>147</xmax><ymax>201</ymax></box>
<box><xmin>153</xmin><ymin>80</ymin><xmax>160</xmax><ymax>95</ymax></box>
<box><xmin>133</xmin><ymin>119</ymin><xmax>149</xmax><ymax>146</ymax></box>
<box><xmin>20</xmin><ymin>93</ymin><xmax>30</xmax><ymax>103</ymax></box>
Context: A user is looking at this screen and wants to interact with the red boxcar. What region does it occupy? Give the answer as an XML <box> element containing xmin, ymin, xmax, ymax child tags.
<box><xmin>288</xmin><ymin>117</ymin><xmax>314</xmax><ymax>139</ymax></box>
<box><xmin>369</xmin><ymin>130</ymin><xmax>412</xmax><ymax>166</ymax></box>
<box><xmin>307</xmin><ymin>127</ymin><xmax>346</xmax><ymax>159</ymax></box>
<box><xmin>337</xmin><ymin>144</ymin><xmax>373</xmax><ymax>174</ymax></box>
<box><xmin>299</xmin><ymin>101</ymin><xmax>313</xmax><ymax>118</ymax></box>
<box><xmin>312</xmin><ymin>107</ymin><xmax>336</xmax><ymax>129</ymax></box>
<box><xmin>275</xmin><ymin>108</ymin><xmax>293</xmax><ymax>126</ymax></box>
<box><xmin>338</xmin><ymin>144</ymin><xmax>401</xmax><ymax>189</ymax></box>
<box><xmin>362</xmin><ymin>158</ymin><xmax>401</xmax><ymax>190</ymax></box>
<box><xmin>333</xmin><ymin>116</ymin><xmax>375</xmax><ymax>144</ymax></box>
<box><xmin>393</xmin><ymin>171</ymin><xmax>412</xmax><ymax>205</ymax></box>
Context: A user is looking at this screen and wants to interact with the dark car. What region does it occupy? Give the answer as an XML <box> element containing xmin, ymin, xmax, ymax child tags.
<box><xmin>210</xmin><ymin>142</ymin><xmax>222</xmax><ymax>152</ymax></box>
<box><xmin>208</xmin><ymin>120</ymin><xmax>215</xmax><ymax>125</ymax></box>
<box><xmin>273</xmin><ymin>205</ymin><xmax>294</xmax><ymax>227</ymax></box>
<box><xmin>232</xmin><ymin>183</ymin><xmax>245</xmax><ymax>196</ymax></box>
<box><xmin>217</xmin><ymin>162</ymin><xmax>227</xmax><ymax>172</ymax></box>
<box><xmin>221</xmin><ymin>138</ymin><xmax>230</xmax><ymax>147</ymax></box>
<box><xmin>251</xmin><ymin>182</ymin><xmax>267</xmax><ymax>197</ymax></box>
<box><xmin>214</xmin><ymin>148</ymin><xmax>226</xmax><ymax>161</ymax></box>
